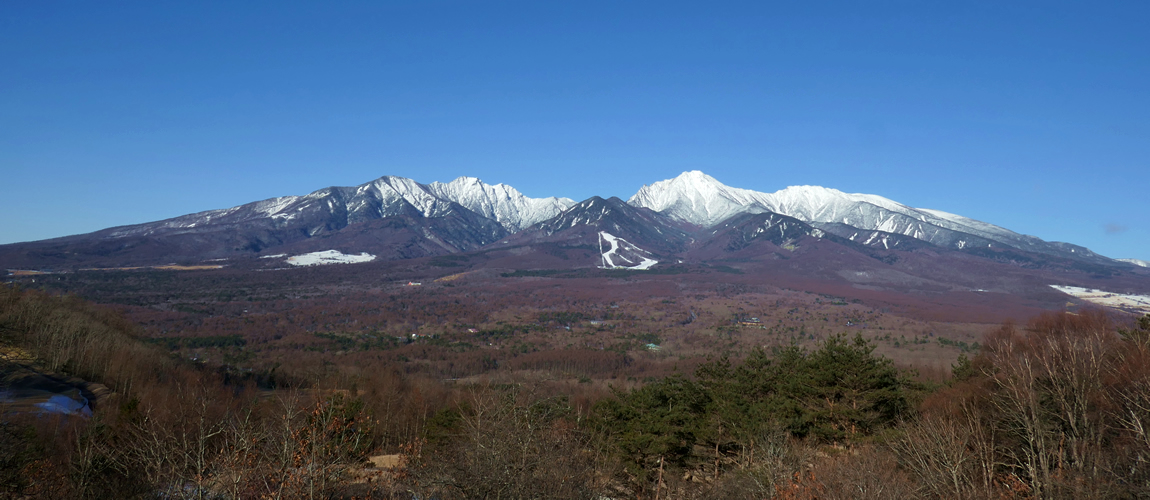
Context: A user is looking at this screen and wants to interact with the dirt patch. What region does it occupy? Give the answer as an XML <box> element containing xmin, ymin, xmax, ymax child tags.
<box><xmin>368</xmin><ymin>454</ymin><xmax>405</xmax><ymax>469</ymax></box>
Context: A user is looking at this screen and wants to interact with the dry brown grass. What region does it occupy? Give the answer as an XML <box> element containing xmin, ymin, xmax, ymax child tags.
<box><xmin>7</xmin><ymin>270</ymin><xmax>49</xmax><ymax>276</ymax></box>
<box><xmin>434</xmin><ymin>271</ymin><xmax>472</xmax><ymax>282</ymax></box>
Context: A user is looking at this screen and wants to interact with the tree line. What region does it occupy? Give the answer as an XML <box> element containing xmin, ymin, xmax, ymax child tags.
<box><xmin>2</xmin><ymin>283</ymin><xmax>1149</xmax><ymax>498</ymax></box>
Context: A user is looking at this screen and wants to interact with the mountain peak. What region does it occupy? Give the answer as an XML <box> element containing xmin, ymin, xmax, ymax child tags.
<box><xmin>647</xmin><ymin>170</ymin><xmax>726</xmax><ymax>191</ymax></box>
<box><xmin>627</xmin><ymin>171</ymin><xmax>1110</xmax><ymax>263</ymax></box>
<box><xmin>1</xmin><ymin>170</ymin><xmax>1122</xmax><ymax>271</ymax></box>
<box><xmin>675</xmin><ymin>169</ymin><xmax>718</xmax><ymax>181</ymax></box>
<box><xmin>628</xmin><ymin>171</ymin><xmax>771</xmax><ymax>227</ymax></box>
<box><xmin>427</xmin><ymin>177</ymin><xmax>575</xmax><ymax>232</ymax></box>
<box><xmin>448</xmin><ymin>175</ymin><xmax>483</xmax><ymax>185</ymax></box>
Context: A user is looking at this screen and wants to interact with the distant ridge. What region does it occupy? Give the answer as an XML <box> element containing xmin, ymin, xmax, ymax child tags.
<box><xmin>0</xmin><ymin>170</ymin><xmax>1128</xmax><ymax>271</ymax></box>
<box><xmin>628</xmin><ymin>171</ymin><xmax>1110</xmax><ymax>264</ymax></box>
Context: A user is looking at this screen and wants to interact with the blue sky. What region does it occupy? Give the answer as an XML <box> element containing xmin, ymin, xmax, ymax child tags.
<box><xmin>2</xmin><ymin>1</ymin><xmax>1148</xmax><ymax>260</ymax></box>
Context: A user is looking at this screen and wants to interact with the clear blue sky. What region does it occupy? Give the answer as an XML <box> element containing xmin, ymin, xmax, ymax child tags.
<box><xmin>2</xmin><ymin>1</ymin><xmax>1148</xmax><ymax>260</ymax></box>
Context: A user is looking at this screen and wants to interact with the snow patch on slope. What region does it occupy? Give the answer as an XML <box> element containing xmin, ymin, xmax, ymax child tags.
<box><xmin>598</xmin><ymin>232</ymin><xmax>658</xmax><ymax>270</ymax></box>
<box><xmin>257</xmin><ymin>197</ymin><xmax>301</xmax><ymax>218</ymax></box>
<box><xmin>286</xmin><ymin>250</ymin><xmax>376</xmax><ymax>267</ymax></box>
<box><xmin>1118</xmin><ymin>258</ymin><xmax>1149</xmax><ymax>268</ymax></box>
<box><xmin>1050</xmin><ymin>285</ymin><xmax>1150</xmax><ymax>314</ymax></box>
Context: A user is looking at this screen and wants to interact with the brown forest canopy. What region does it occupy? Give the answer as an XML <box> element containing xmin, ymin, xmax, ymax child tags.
<box><xmin>3</xmin><ymin>284</ymin><xmax>1150</xmax><ymax>498</ymax></box>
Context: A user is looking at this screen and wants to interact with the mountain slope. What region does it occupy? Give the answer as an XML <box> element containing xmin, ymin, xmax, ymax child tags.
<box><xmin>630</xmin><ymin>171</ymin><xmax>1113</xmax><ymax>264</ymax></box>
<box><xmin>427</xmin><ymin>177</ymin><xmax>575</xmax><ymax>232</ymax></box>
<box><xmin>688</xmin><ymin>210</ymin><xmax>929</xmax><ymax>264</ymax></box>
<box><xmin>0</xmin><ymin>170</ymin><xmax>1135</xmax><ymax>277</ymax></box>
<box><xmin>0</xmin><ymin>200</ymin><xmax>508</xmax><ymax>269</ymax></box>
<box><xmin>0</xmin><ymin>176</ymin><xmax>524</xmax><ymax>269</ymax></box>
<box><xmin>628</xmin><ymin>170</ymin><xmax>775</xmax><ymax>227</ymax></box>
<box><xmin>502</xmin><ymin>196</ymin><xmax>691</xmax><ymax>254</ymax></box>
<box><xmin>80</xmin><ymin>175</ymin><xmax>549</xmax><ymax>242</ymax></box>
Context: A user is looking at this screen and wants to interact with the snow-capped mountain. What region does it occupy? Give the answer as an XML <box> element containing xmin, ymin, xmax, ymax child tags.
<box><xmin>0</xmin><ymin>169</ymin><xmax>1133</xmax><ymax>273</ymax></box>
<box><xmin>628</xmin><ymin>170</ymin><xmax>775</xmax><ymax>227</ymax></box>
<box><xmin>629</xmin><ymin>171</ymin><xmax>1109</xmax><ymax>263</ymax></box>
<box><xmin>105</xmin><ymin>176</ymin><xmax>458</xmax><ymax>239</ymax></box>
<box><xmin>106</xmin><ymin>175</ymin><xmax>570</xmax><ymax>238</ymax></box>
<box><xmin>427</xmin><ymin>177</ymin><xmax>575</xmax><ymax>232</ymax></box>
<box><xmin>0</xmin><ymin>175</ymin><xmax>557</xmax><ymax>268</ymax></box>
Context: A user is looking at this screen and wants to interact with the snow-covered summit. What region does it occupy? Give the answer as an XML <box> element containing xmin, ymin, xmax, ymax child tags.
<box><xmin>627</xmin><ymin>171</ymin><xmax>913</xmax><ymax>228</ymax></box>
<box><xmin>428</xmin><ymin>176</ymin><xmax>575</xmax><ymax>232</ymax></box>
<box><xmin>7</xmin><ymin>168</ymin><xmax>1129</xmax><ymax>271</ymax></box>
<box><xmin>347</xmin><ymin>175</ymin><xmax>573</xmax><ymax>229</ymax></box>
<box><xmin>361</xmin><ymin>176</ymin><xmax>460</xmax><ymax>218</ymax></box>
<box><xmin>628</xmin><ymin>171</ymin><xmax>1099</xmax><ymax>260</ymax></box>
<box><xmin>628</xmin><ymin>171</ymin><xmax>773</xmax><ymax>227</ymax></box>
<box><xmin>124</xmin><ymin>174</ymin><xmax>574</xmax><ymax>237</ymax></box>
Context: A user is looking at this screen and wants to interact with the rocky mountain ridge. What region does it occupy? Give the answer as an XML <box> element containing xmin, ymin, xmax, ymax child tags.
<box><xmin>0</xmin><ymin>171</ymin><xmax>1138</xmax><ymax>272</ymax></box>
<box><xmin>628</xmin><ymin>171</ymin><xmax>1108</xmax><ymax>264</ymax></box>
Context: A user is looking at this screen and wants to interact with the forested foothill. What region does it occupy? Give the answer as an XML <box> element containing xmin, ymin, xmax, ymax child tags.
<box><xmin>3</xmin><ymin>262</ymin><xmax>1150</xmax><ymax>498</ymax></box>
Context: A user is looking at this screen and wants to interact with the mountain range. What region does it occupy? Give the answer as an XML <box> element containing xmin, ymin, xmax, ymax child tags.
<box><xmin>630</xmin><ymin>171</ymin><xmax>1105</xmax><ymax>263</ymax></box>
<box><xmin>2</xmin><ymin>172</ymin><xmax>1145</xmax><ymax>289</ymax></box>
